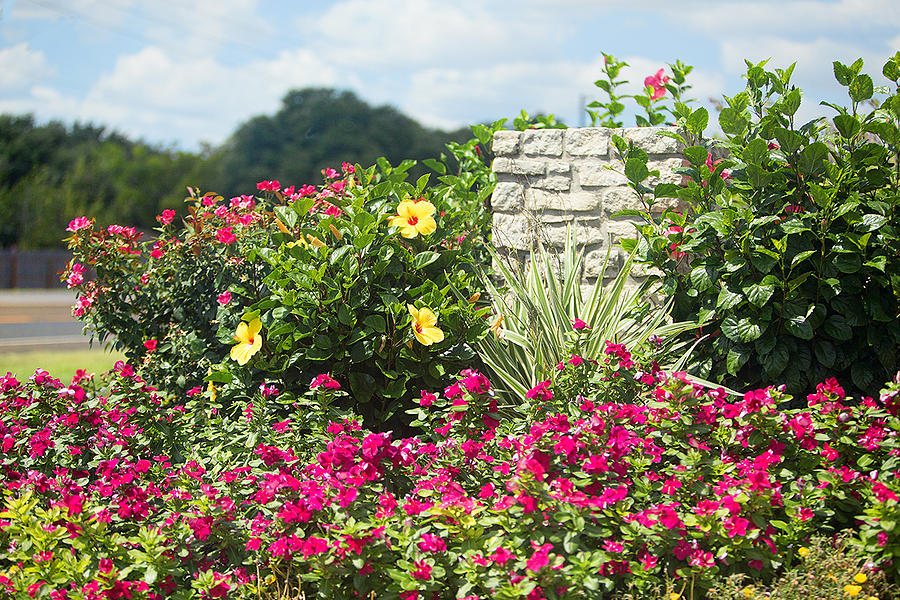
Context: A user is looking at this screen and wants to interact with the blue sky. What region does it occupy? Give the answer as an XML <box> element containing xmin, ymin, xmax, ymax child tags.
<box><xmin>1</xmin><ymin>0</ymin><xmax>898</xmax><ymax>151</ymax></box>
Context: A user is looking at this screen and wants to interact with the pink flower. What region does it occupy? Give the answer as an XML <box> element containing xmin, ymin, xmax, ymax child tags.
<box><xmin>256</xmin><ymin>180</ymin><xmax>280</xmax><ymax>192</ymax></box>
<box><xmin>66</xmin><ymin>217</ymin><xmax>91</xmax><ymax>232</ymax></box>
<box><xmin>526</xmin><ymin>380</ymin><xmax>553</xmax><ymax>402</ymax></box>
<box><xmin>341</xmin><ymin>162</ymin><xmax>355</xmax><ymax>174</ymax></box>
<box><xmin>419</xmin><ymin>390</ymin><xmax>436</xmax><ymax>407</ymax></box>
<box><xmin>157</xmin><ymin>209</ymin><xmax>176</xmax><ymax>225</ymax></box>
<box><xmin>66</xmin><ymin>263</ymin><xmax>87</xmax><ymax>288</ymax></box>
<box><xmin>411</xmin><ymin>560</ymin><xmax>432</xmax><ymax>580</ymax></box>
<box><xmin>215</xmin><ymin>227</ymin><xmax>236</xmax><ymax>244</ymax></box>
<box><xmin>572</xmin><ymin>318</ymin><xmax>589</xmax><ymax>330</ymax></box>
<box><xmin>418</xmin><ymin>533</ymin><xmax>447</xmax><ymax>553</ymax></box>
<box><xmin>217</xmin><ymin>291</ymin><xmax>232</xmax><ymax>305</ymax></box>
<box><xmin>322</xmin><ymin>167</ymin><xmax>339</xmax><ymax>179</ymax></box>
<box><xmin>644</xmin><ymin>68</ymin><xmax>670</xmax><ymax>100</ymax></box>
<box><xmin>526</xmin><ymin>542</ymin><xmax>553</xmax><ymax>573</ymax></box>
<box><xmin>143</xmin><ymin>339</ymin><xmax>157</xmax><ymax>352</ymax></box>
<box><xmin>311</xmin><ymin>373</ymin><xmax>340</xmax><ymax>390</ymax></box>
<box><xmin>490</xmin><ymin>546</ymin><xmax>515</xmax><ymax>565</ymax></box>
<box><xmin>568</xmin><ymin>354</ymin><xmax>584</xmax><ymax>366</ymax></box>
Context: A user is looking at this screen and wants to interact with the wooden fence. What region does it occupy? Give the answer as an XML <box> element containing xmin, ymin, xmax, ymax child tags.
<box><xmin>0</xmin><ymin>249</ymin><xmax>73</xmax><ymax>288</ymax></box>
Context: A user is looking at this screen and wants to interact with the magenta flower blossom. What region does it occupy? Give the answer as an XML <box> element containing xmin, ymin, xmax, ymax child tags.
<box><xmin>644</xmin><ymin>68</ymin><xmax>670</xmax><ymax>100</ymax></box>
<box><xmin>215</xmin><ymin>227</ymin><xmax>236</xmax><ymax>244</ymax></box>
<box><xmin>157</xmin><ymin>209</ymin><xmax>176</xmax><ymax>225</ymax></box>
<box><xmin>310</xmin><ymin>373</ymin><xmax>341</xmax><ymax>390</ymax></box>
<box><xmin>572</xmin><ymin>318</ymin><xmax>589</xmax><ymax>330</ymax></box>
<box><xmin>143</xmin><ymin>339</ymin><xmax>157</xmax><ymax>352</ymax></box>
<box><xmin>217</xmin><ymin>291</ymin><xmax>232</xmax><ymax>305</ymax></box>
<box><xmin>66</xmin><ymin>216</ymin><xmax>91</xmax><ymax>232</ymax></box>
<box><xmin>256</xmin><ymin>180</ymin><xmax>280</xmax><ymax>192</ymax></box>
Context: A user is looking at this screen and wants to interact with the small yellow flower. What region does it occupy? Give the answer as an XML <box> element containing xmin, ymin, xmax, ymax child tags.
<box><xmin>844</xmin><ymin>584</ymin><xmax>862</xmax><ymax>597</ymax></box>
<box><xmin>798</xmin><ymin>546</ymin><xmax>810</xmax><ymax>558</ymax></box>
<box><xmin>867</xmin><ymin>596</ymin><xmax>879</xmax><ymax>600</ymax></box>
<box><xmin>743</xmin><ymin>586</ymin><xmax>755</xmax><ymax>598</ymax></box>
<box><xmin>490</xmin><ymin>314</ymin><xmax>504</xmax><ymax>338</ymax></box>
<box><xmin>854</xmin><ymin>573</ymin><xmax>867</xmax><ymax>584</ymax></box>
<box><xmin>389</xmin><ymin>199</ymin><xmax>437</xmax><ymax>238</ymax></box>
<box><xmin>670</xmin><ymin>594</ymin><xmax>681</xmax><ymax>600</ymax></box>
<box><xmin>207</xmin><ymin>379</ymin><xmax>217</xmax><ymax>403</ymax></box>
<box><xmin>231</xmin><ymin>318</ymin><xmax>263</xmax><ymax>365</ymax></box>
<box><xmin>408</xmin><ymin>304</ymin><xmax>444</xmax><ymax>346</ymax></box>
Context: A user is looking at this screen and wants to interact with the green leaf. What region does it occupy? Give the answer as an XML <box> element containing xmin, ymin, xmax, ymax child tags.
<box><xmin>798</xmin><ymin>142</ymin><xmax>828</xmax><ymax>177</ymax></box>
<box><xmin>363</xmin><ymin>314</ymin><xmax>386</xmax><ymax>333</ymax></box>
<box><xmin>337</xmin><ymin>303</ymin><xmax>355</xmax><ymax>326</ymax></box>
<box><xmin>719</xmin><ymin>107</ymin><xmax>749</xmax><ymax>136</ymax></box>
<box><xmin>774</xmin><ymin>127</ymin><xmax>803</xmax><ymax>154</ymax></box>
<box><xmin>743</xmin><ymin>281</ymin><xmax>775</xmax><ymax>307</ymax></box>
<box><xmin>784</xmin><ymin>315</ymin><xmax>813</xmax><ymax>340</ymax></box>
<box><xmin>849</xmin><ymin>74</ymin><xmax>874</xmax><ymax>102</ymax></box>
<box><xmin>423</xmin><ymin>158</ymin><xmax>446</xmax><ymax>175</ymax></box>
<box><xmin>833</xmin><ymin>114</ymin><xmax>861</xmax><ymax>139</ymax></box>
<box><xmin>743</xmin><ymin>138</ymin><xmax>769</xmax><ymax>165</ymax></box>
<box><xmin>625</xmin><ymin>158</ymin><xmax>649</xmax><ymax>184</ymax></box>
<box><xmin>860</xmin><ymin>214</ymin><xmax>888</xmax><ymax>232</ymax></box>
<box><xmin>685</xmin><ymin>107</ymin><xmax>709</xmax><ymax>135</ymax></box>
<box><xmin>833</xmin><ymin>61</ymin><xmax>854</xmax><ymax>86</ymax></box>
<box><xmin>726</xmin><ymin>344</ymin><xmax>751</xmax><ymax>375</ymax></box>
<box><xmin>782</xmin><ymin>89</ymin><xmax>802</xmax><ymax>115</ymax></box>
<box><xmin>413</xmin><ymin>251</ymin><xmax>441</xmax><ymax>269</ymax></box>
<box><xmin>689</xmin><ymin>265</ymin><xmax>718</xmax><ymax>292</ymax></box>
<box><xmin>274</xmin><ymin>205</ymin><xmax>298</xmax><ymax>229</ymax></box>
<box><xmin>832</xmin><ymin>252</ymin><xmax>861</xmax><ymax>273</ymax></box>
<box><xmin>654</xmin><ymin>183</ymin><xmax>681</xmax><ymax>199</ymax></box>
<box><xmin>823</xmin><ymin>315</ymin><xmax>852</xmax><ymax>341</ymax></box>
<box><xmin>746</xmin><ymin>164</ymin><xmax>772</xmax><ymax>187</ymax></box>
<box><xmin>717</xmin><ymin>286</ymin><xmax>743</xmax><ymax>310</ymax></box>
<box><xmin>814</xmin><ymin>339</ymin><xmax>836</xmax><ymax>368</ymax></box>
<box><xmin>722</xmin><ymin>315</ymin><xmax>764</xmax><ymax>343</ymax></box>
<box><xmin>884</xmin><ymin>57</ymin><xmax>900</xmax><ymax>81</ymax></box>
<box><xmin>761</xmin><ymin>344</ymin><xmax>790</xmax><ymax>377</ymax></box>
<box><xmin>851</xmin><ymin>362</ymin><xmax>875</xmax><ymax>391</ymax></box>
<box><xmin>348</xmin><ymin>372</ymin><xmax>376</xmax><ymax>404</ymax></box>
<box><xmin>683</xmin><ymin>145</ymin><xmax>708</xmax><ymax>167</ymax></box>
<box><xmin>791</xmin><ymin>250</ymin><xmax>816</xmax><ymax>268</ymax></box>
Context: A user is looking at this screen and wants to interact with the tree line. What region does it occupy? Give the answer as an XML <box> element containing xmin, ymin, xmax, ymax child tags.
<box><xmin>0</xmin><ymin>88</ymin><xmax>470</xmax><ymax>248</ymax></box>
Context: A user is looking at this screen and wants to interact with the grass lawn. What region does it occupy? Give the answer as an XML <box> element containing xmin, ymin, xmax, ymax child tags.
<box><xmin>0</xmin><ymin>348</ymin><xmax>126</xmax><ymax>383</ymax></box>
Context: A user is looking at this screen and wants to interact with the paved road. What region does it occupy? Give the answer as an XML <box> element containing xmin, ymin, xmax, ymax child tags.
<box><xmin>0</xmin><ymin>290</ymin><xmax>94</xmax><ymax>352</ymax></box>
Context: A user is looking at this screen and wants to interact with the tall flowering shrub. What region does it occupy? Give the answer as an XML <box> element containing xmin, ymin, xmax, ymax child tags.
<box><xmin>614</xmin><ymin>54</ymin><xmax>900</xmax><ymax>397</ymax></box>
<box><xmin>64</xmin><ymin>124</ymin><xmax>502</xmax><ymax>415</ymax></box>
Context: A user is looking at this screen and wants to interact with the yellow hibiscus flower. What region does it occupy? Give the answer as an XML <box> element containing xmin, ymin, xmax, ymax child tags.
<box><xmin>408</xmin><ymin>304</ymin><xmax>444</xmax><ymax>346</ymax></box>
<box><xmin>389</xmin><ymin>199</ymin><xmax>437</xmax><ymax>238</ymax></box>
<box><xmin>230</xmin><ymin>318</ymin><xmax>263</xmax><ymax>365</ymax></box>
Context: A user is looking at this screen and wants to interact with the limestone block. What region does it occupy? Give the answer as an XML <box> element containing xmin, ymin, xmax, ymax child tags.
<box><xmin>522</xmin><ymin>129</ymin><xmax>564</xmax><ymax>157</ymax></box>
<box><xmin>602</xmin><ymin>186</ymin><xmax>642</xmax><ymax>216</ymax></box>
<box><xmin>492</xmin><ymin>130</ymin><xmax>521</xmax><ymax>156</ymax></box>
<box><xmin>543</xmin><ymin>219</ymin><xmax>604</xmax><ymax>248</ymax></box>
<box><xmin>566</xmin><ymin>128</ymin><xmax>611</xmax><ymax>157</ymax></box>
<box><xmin>604</xmin><ymin>218</ymin><xmax>641</xmax><ymax>241</ymax></box>
<box><xmin>527</xmin><ymin>189</ymin><xmax>600</xmax><ymax>212</ymax></box>
<box><xmin>491</xmin><ymin>182</ymin><xmax>525</xmax><ymax>211</ymax></box>
<box><xmin>647</xmin><ymin>156</ymin><xmax>687</xmax><ymax>186</ymax></box>
<box><xmin>584</xmin><ymin>247</ymin><xmax>621</xmax><ymax>279</ymax></box>
<box><xmin>532</xmin><ymin>175</ymin><xmax>571</xmax><ymax>191</ymax></box>
<box><xmin>492</xmin><ymin>212</ymin><xmax>538</xmax><ymax>251</ymax></box>
<box><xmin>578</xmin><ymin>162</ymin><xmax>628</xmax><ymax>187</ymax></box>
<box><xmin>616</xmin><ymin>126</ymin><xmax>682</xmax><ymax>155</ymax></box>
<box><xmin>492</xmin><ymin>157</ymin><xmax>547</xmax><ymax>176</ymax></box>
<box><xmin>547</xmin><ymin>163</ymin><xmax>571</xmax><ymax>176</ymax></box>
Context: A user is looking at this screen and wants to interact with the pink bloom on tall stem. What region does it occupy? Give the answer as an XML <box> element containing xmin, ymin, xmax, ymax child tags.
<box><xmin>256</xmin><ymin>180</ymin><xmax>280</xmax><ymax>192</ymax></box>
<box><xmin>644</xmin><ymin>69</ymin><xmax>670</xmax><ymax>100</ymax></box>
<box><xmin>217</xmin><ymin>291</ymin><xmax>232</xmax><ymax>305</ymax></box>
<box><xmin>66</xmin><ymin>263</ymin><xmax>87</xmax><ymax>288</ymax></box>
<box><xmin>157</xmin><ymin>209</ymin><xmax>176</xmax><ymax>225</ymax></box>
<box><xmin>143</xmin><ymin>339</ymin><xmax>157</xmax><ymax>352</ymax></box>
<box><xmin>66</xmin><ymin>217</ymin><xmax>91</xmax><ymax>232</ymax></box>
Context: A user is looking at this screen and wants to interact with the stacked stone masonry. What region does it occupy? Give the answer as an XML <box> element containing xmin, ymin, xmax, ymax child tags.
<box><xmin>490</xmin><ymin>126</ymin><xmax>684</xmax><ymax>285</ymax></box>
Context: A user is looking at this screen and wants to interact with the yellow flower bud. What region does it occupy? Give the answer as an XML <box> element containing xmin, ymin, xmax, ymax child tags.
<box><xmin>798</xmin><ymin>547</ymin><xmax>809</xmax><ymax>558</ymax></box>
<box><xmin>844</xmin><ymin>584</ymin><xmax>862</xmax><ymax>597</ymax></box>
<box><xmin>854</xmin><ymin>573</ymin><xmax>867</xmax><ymax>584</ymax></box>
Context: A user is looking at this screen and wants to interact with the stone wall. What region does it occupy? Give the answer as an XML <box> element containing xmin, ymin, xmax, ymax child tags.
<box><xmin>490</xmin><ymin>126</ymin><xmax>684</xmax><ymax>284</ymax></box>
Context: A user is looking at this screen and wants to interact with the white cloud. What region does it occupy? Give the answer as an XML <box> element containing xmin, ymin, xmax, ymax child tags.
<box><xmin>306</xmin><ymin>0</ymin><xmax>559</xmax><ymax>69</ymax></box>
<box><xmin>0</xmin><ymin>43</ymin><xmax>54</xmax><ymax>90</ymax></box>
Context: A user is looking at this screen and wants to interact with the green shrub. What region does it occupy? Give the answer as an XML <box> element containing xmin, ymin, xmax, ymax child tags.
<box><xmin>65</xmin><ymin>124</ymin><xmax>503</xmax><ymax>424</ymax></box>
<box><xmin>615</xmin><ymin>54</ymin><xmax>900</xmax><ymax>396</ymax></box>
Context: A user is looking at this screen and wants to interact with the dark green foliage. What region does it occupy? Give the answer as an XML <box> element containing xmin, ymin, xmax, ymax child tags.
<box><xmin>615</xmin><ymin>54</ymin><xmax>900</xmax><ymax>398</ymax></box>
<box><xmin>206</xmin><ymin>88</ymin><xmax>472</xmax><ymax>198</ymax></box>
